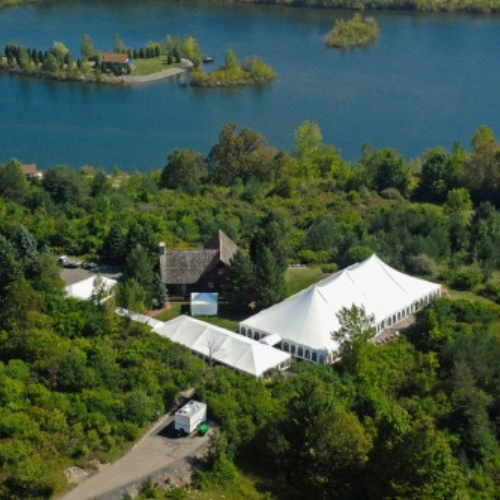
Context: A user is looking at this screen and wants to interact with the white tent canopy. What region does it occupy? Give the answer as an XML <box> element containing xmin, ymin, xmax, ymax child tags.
<box><xmin>240</xmin><ymin>254</ymin><xmax>441</xmax><ymax>363</ymax></box>
<box><xmin>65</xmin><ymin>276</ymin><xmax>117</xmax><ymax>302</ymax></box>
<box><xmin>154</xmin><ymin>316</ymin><xmax>291</xmax><ymax>378</ymax></box>
<box><xmin>191</xmin><ymin>292</ymin><xmax>218</xmax><ymax>316</ymax></box>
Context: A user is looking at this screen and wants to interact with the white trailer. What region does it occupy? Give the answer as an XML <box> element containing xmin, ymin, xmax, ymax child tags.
<box><xmin>174</xmin><ymin>400</ymin><xmax>207</xmax><ymax>435</ymax></box>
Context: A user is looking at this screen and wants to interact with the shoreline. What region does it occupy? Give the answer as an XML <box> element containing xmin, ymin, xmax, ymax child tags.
<box><xmin>0</xmin><ymin>60</ymin><xmax>193</xmax><ymax>86</ymax></box>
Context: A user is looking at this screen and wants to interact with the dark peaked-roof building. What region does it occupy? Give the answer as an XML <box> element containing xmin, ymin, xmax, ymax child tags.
<box><xmin>159</xmin><ymin>230</ymin><xmax>239</xmax><ymax>296</ymax></box>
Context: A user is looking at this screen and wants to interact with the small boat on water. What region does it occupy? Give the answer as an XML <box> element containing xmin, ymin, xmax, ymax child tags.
<box><xmin>202</xmin><ymin>56</ymin><xmax>214</xmax><ymax>63</ymax></box>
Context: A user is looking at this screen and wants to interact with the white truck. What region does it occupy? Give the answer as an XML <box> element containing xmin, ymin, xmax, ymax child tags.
<box><xmin>174</xmin><ymin>400</ymin><xmax>207</xmax><ymax>435</ymax></box>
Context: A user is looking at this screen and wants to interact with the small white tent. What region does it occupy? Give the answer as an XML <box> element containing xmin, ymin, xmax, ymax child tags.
<box><xmin>240</xmin><ymin>254</ymin><xmax>441</xmax><ymax>364</ymax></box>
<box><xmin>191</xmin><ymin>292</ymin><xmax>218</xmax><ymax>316</ymax></box>
<box><xmin>65</xmin><ymin>275</ymin><xmax>117</xmax><ymax>302</ymax></box>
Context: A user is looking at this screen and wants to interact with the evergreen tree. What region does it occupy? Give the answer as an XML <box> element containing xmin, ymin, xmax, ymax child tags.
<box><xmin>11</xmin><ymin>225</ymin><xmax>39</xmax><ymax>277</ymax></box>
<box><xmin>223</xmin><ymin>250</ymin><xmax>255</xmax><ymax>313</ymax></box>
<box><xmin>102</xmin><ymin>223</ymin><xmax>127</xmax><ymax>265</ymax></box>
<box><xmin>0</xmin><ymin>235</ymin><xmax>22</xmax><ymax>295</ymax></box>
<box><xmin>255</xmin><ymin>246</ymin><xmax>286</xmax><ymax>309</ymax></box>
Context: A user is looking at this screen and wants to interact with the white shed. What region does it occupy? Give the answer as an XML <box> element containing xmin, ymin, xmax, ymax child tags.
<box><xmin>174</xmin><ymin>400</ymin><xmax>207</xmax><ymax>434</ymax></box>
<box><xmin>191</xmin><ymin>292</ymin><xmax>218</xmax><ymax>316</ymax></box>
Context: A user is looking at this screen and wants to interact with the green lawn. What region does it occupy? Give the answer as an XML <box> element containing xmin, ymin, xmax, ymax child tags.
<box><xmin>285</xmin><ymin>266</ymin><xmax>329</xmax><ymax>297</ymax></box>
<box><xmin>131</xmin><ymin>56</ymin><xmax>182</xmax><ymax>76</ymax></box>
<box><xmin>446</xmin><ymin>288</ymin><xmax>496</xmax><ymax>305</ymax></box>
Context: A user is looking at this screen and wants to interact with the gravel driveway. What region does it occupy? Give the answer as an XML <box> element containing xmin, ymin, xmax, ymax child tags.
<box><xmin>58</xmin><ymin>413</ymin><xmax>211</xmax><ymax>500</ymax></box>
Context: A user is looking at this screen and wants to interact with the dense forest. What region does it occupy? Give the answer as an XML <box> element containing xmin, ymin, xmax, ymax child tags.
<box><xmin>3</xmin><ymin>121</ymin><xmax>500</xmax><ymax>498</ymax></box>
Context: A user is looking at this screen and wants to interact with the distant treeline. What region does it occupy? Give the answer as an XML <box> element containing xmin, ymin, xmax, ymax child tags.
<box><xmin>225</xmin><ymin>0</ymin><xmax>500</xmax><ymax>13</ymax></box>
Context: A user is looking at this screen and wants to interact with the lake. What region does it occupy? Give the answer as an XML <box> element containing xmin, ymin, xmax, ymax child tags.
<box><xmin>1</xmin><ymin>0</ymin><xmax>499</xmax><ymax>171</ymax></box>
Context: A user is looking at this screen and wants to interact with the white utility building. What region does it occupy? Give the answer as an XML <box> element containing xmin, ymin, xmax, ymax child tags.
<box><xmin>239</xmin><ymin>254</ymin><xmax>441</xmax><ymax>364</ymax></box>
<box><xmin>154</xmin><ymin>316</ymin><xmax>292</xmax><ymax>378</ymax></box>
<box><xmin>174</xmin><ymin>400</ymin><xmax>207</xmax><ymax>435</ymax></box>
<box><xmin>191</xmin><ymin>292</ymin><xmax>218</xmax><ymax>316</ymax></box>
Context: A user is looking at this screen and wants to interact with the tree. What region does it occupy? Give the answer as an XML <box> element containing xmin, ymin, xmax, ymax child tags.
<box><xmin>363</xmin><ymin>148</ymin><xmax>410</xmax><ymax>196</ymax></box>
<box><xmin>293</xmin><ymin>120</ymin><xmax>323</xmax><ymax>178</ymax></box>
<box><xmin>207</xmin><ymin>123</ymin><xmax>266</xmax><ymax>185</ymax></box>
<box><xmin>444</xmin><ymin>188</ymin><xmax>473</xmax><ymax>216</ymax></box>
<box><xmin>181</xmin><ymin>36</ymin><xmax>202</xmax><ymax>68</ymax></box>
<box><xmin>115</xmin><ymin>278</ymin><xmax>147</xmax><ymax>312</ymax></box>
<box><xmin>91</xmin><ymin>168</ymin><xmax>111</xmax><ymax>197</ymax></box>
<box><xmin>471</xmin><ymin>123</ymin><xmax>495</xmax><ymax>151</ymax></box>
<box><xmin>80</xmin><ymin>34</ymin><xmax>95</xmax><ymax>61</ymax></box>
<box><xmin>224</xmin><ymin>48</ymin><xmax>239</xmax><ymax>71</ymax></box>
<box><xmin>255</xmin><ymin>246</ymin><xmax>286</xmax><ymax>309</ymax></box>
<box><xmin>102</xmin><ymin>222</ymin><xmax>127</xmax><ymax>265</ymax></box>
<box><xmin>223</xmin><ymin>250</ymin><xmax>255</xmax><ymax>313</ymax></box>
<box><xmin>0</xmin><ymin>159</ymin><xmax>28</xmax><ymax>201</ymax></box>
<box><xmin>416</xmin><ymin>147</ymin><xmax>460</xmax><ymax>203</ymax></box>
<box><xmin>160</xmin><ymin>149</ymin><xmax>207</xmax><ymax>189</ymax></box>
<box><xmin>333</xmin><ymin>304</ymin><xmax>375</xmax><ymax>372</ymax></box>
<box><xmin>0</xmin><ymin>235</ymin><xmax>22</xmax><ymax>295</ymax></box>
<box><xmin>11</xmin><ymin>225</ymin><xmax>38</xmax><ymax>277</ymax></box>
<box><xmin>124</xmin><ymin>244</ymin><xmax>156</xmax><ymax>306</ymax></box>
<box><xmin>41</xmin><ymin>164</ymin><xmax>90</xmax><ymax>207</ymax></box>
<box><xmin>113</xmin><ymin>33</ymin><xmax>127</xmax><ymax>53</ymax></box>
<box><xmin>50</xmin><ymin>41</ymin><xmax>70</xmax><ymax>63</ymax></box>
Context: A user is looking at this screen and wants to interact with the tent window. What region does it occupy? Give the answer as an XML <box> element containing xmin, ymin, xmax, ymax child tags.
<box><xmin>247</xmin><ymin>329</ymin><xmax>252</xmax><ymax>338</ymax></box>
<box><xmin>298</xmin><ymin>347</ymin><xmax>303</xmax><ymax>357</ymax></box>
<box><xmin>255</xmin><ymin>332</ymin><xmax>260</xmax><ymax>341</ymax></box>
<box><xmin>283</xmin><ymin>342</ymin><xmax>289</xmax><ymax>352</ymax></box>
<box><xmin>241</xmin><ymin>327</ymin><xmax>246</xmax><ymax>336</ymax></box>
<box><xmin>319</xmin><ymin>355</ymin><xmax>325</xmax><ymax>364</ymax></box>
<box><xmin>305</xmin><ymin>350</ymin><xmax>310</xmax><ymax>359</ymax></box>
<box><xmin>312</xmin><ymin>352</ymin><xmax>317</xmax><ymax>362</ymax></box>
<box><xmin>291</xmin><ymin>345</ymin><xmax>296</xmax><ymax>355</ymax></box>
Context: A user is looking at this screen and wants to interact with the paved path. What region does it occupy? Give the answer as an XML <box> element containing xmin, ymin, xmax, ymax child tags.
<box><xmin>120</xmin><ymin>60</ymin><xmax>193</xmax><ymax>84</ymax></box>
<box><xmin>58</xmin><ymin>414</ymin><xmax>210</xmax><ymax>500</ymax></box>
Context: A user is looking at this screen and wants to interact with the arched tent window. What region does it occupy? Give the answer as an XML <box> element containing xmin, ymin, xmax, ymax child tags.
<box><xmin>283</xmin><ymin>342</ymin><xmax>289</xmax><ymax>352</ymax></box>
<box><xmin>298</xmin><ymin>347</ymin><xmax>303</xmax><ymax>357</ymax></box>
<box><xmin>255</xmin><ymin>332</ymin><xmax>260</xmax><ymax>341</ymax></box>
<box><xmin>305</xmin><ymin>350</ymin><xmax>310</xmax><ymax>359</ymax></box>
<box><xmin>291</xmin><ymin>345</ymin><xmax>296</xmax><ymax>355</ymax></box>
<box><xmin>312</xmin><ymin>352</ymin><xmax>317</xmax><ymax>362</ymax></box>
<box><xmin>241</xmin><ymin>327</ymin><xmax>246</xmax><ymax>336</ymax></box>
<box><xmin>247</xmin><ymin>329</ymin><xmax>253</xmax><ymax>338</ymax></box>
<box><xmin>319</xmin><ymin>355</ymin><xmax>325</xmax><ymax>364</ymax></box>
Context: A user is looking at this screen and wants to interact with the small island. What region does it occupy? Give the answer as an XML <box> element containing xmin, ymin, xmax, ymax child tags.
<box><xmin>325</xmin><ymin>13</ymin><xmax>379</xmax><ymax>49</ymax></box>
<box><xmin>190</xmin><ymin>49</ymin><xmax>276</xmax><ymax>87</ymax></box>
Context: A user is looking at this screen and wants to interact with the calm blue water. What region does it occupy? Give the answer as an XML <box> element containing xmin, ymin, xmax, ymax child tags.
<box><xmin>0</xmin><ymin>1</ymin><xmax>499</xmax><ymax>171</ymax></box>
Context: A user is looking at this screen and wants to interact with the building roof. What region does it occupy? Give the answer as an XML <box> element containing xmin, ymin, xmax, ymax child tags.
<box><xmin>160</xmin><ymin>230</ymin><xmax>239</xmax><ymax>285</ymax></box>
<box><xmin>21</xmin><ymin>164</ymin><xmax>38</xmax><ymax>176</ymax></box>
<box><xmin>240</xmin><ymin>254</ymin><xmax>441</xmax><ymax>353</ymax></box>
<box><xmin>100</xmin><ymin>52</ymin><xmax>129</xmax><ymax>64</ymax></box>
<box><xmin>154</xmin><ymin>316</ymin><xmax>291</xmax><ymax>378</ymax></box>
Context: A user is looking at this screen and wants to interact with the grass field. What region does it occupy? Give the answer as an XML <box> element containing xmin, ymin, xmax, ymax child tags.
<box><xmin>285</xmin><ymin>266</ymin><xmax>329</xmax><ymax>297</ymax></box>
<box><xmin>131</xmin><ymin>56</ymin><xmax>181</xmax><ymax>76</ymax></box>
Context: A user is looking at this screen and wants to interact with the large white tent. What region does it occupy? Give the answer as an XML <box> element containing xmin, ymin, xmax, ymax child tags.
<box><xmin>239</xmin><ymin>254</ymin><xmax>441</xmax><ymax>364</ymax></box>
<box><xmin>153</xmin><ymin>316</ymin><xmax>291</xmax><ymax>378</ymax></box>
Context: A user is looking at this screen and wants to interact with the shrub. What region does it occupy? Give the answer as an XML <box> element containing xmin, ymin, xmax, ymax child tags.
<box><xmin>321</xmin><ymin>263</ymin><xmax>338</xmax><ymax>274</ymax></box>
<box><xmin>405</xmin><ymin>254</ymin><xmax>437</xmax><ymax>276</ymax></box>
<box><xmin>451</xmin><ymin>270</ymin><xmax>482</xmax><ymax>291</ymax></box>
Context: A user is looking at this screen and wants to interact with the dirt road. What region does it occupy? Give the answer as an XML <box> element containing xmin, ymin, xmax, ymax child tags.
<box><xmin>58</xmin><ymin>413</ymin><xmax>210</xmax><ymax>500</ymax></box>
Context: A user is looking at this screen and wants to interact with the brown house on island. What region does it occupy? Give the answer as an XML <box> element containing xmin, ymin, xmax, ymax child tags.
<box><xmin>159</xmin><ymin>230</ymin><xmax>239</xmax><ymax>297</ymax></box>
